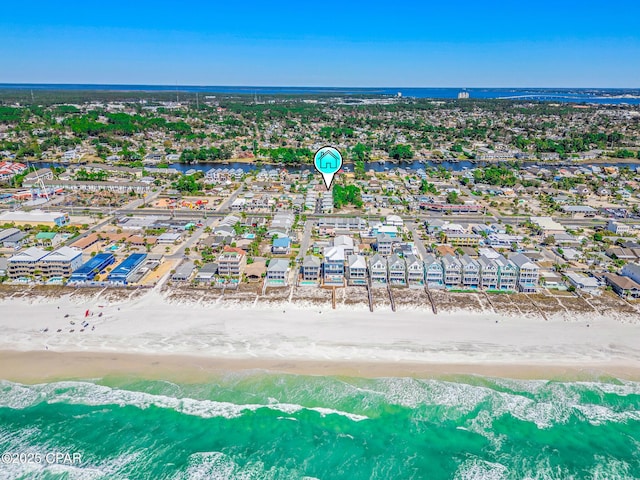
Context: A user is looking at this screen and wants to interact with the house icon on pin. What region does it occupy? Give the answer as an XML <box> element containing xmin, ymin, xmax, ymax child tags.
<box><xmin>317</xmin><ymin>149</ymin><xmax>340</xmax><ymax>170</ymax></box>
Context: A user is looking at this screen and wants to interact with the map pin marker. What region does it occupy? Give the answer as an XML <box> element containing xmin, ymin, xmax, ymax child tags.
<box><xmin>314</xmin><ymin>146</ymin><xmax>343</xmax><ymax>190</ymax></box>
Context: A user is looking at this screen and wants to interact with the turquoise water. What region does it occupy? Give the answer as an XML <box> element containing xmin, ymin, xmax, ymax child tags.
<box><xmin>0</xmin><ymin>373</ymin><xmax>639</xmax><ymax>479</ymax></box>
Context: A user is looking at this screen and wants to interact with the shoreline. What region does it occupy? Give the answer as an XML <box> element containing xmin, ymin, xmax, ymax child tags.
<box><xmin>2</xmin><ymin>350</ymin><xmax>640</xmax><ymax>384</ymax></box>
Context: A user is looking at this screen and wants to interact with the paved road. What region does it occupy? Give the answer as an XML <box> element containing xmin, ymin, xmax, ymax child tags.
<box><xmin>217</xmin><ymin>186</ymin><xmax>244</xmax><ymax>212</ymax></box>
<box><xmin>407</xmin><ymin>222</ymin><xmax>430</xmax><ymax>259</ymax></box>
<box><xmin>296</xmin><ymin>219</ymin><xmax>315</xmax><ymax>260</ymax></box>
<box><xmin>168</xmin><ymin>216</ymin><xmax>217</xmax><ymax>260</ymax></box>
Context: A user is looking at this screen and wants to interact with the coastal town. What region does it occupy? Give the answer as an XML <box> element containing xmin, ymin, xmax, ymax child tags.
<box><xmin>1</xmin><ymin>94</ymin><xmax>640</xmax><ymax>318</ymax></box>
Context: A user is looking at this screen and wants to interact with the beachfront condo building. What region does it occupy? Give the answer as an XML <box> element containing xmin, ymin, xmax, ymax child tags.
<box><xmin>323</xmin><ymin>245</ymin><xmax>346</xmax><ymax>286</ymax></box>
<box><xmin>266</xmin><ymin>258</ymin><xmax>289</xmax><ymax>286</ymax></box>
<box><xmin>460</xmin><ymin>254</ymin><xmax>480</xmax><ymax>289</ymax></box>
<box><xmin>388</xmin><ymin>254</ymin><xmax>407</xmax><ymax>286</ymax></box>
<box><xmin>107</xmin><ymin>253</ymin><xmax>148</xmax><ymax>285</ymax></box>
<box><xmin>405</xmin><ymin>254</ymin><xmax>424</xmax><ymax>285</ymax></box>
<box><xmin>7</xmin><ymin>247</ymin><xmax>50</xmax><ymax>279</ymax></box>
<box><xmin>375</xmin><ymin>233</ymin><xmax>394</xmax><ymax>255</ymax></box>
<box><xmin>369</xmin><ymin>254</ymin><xmax>387</xmax><ymax>285</ymax></box>
<box><xmin>69</xmin><ymin>253</ymin><xmax>116</xmax><ymax>282</ymax></box>
<box><xmin>477</xmin><ymin>255</ymin><xmax>499</xmax><ymax>290</ymax></box>
<box><xmin>442</xmin><ymin>254</ymin><xmax>462</xmax><ymax>288</ymax></box>
<box><xmin>346</xmin><ymin>255</ymin><xmax>368</xmax><ymax>286</ymax></box>
<box><xmin>510</xmin><ymin>253</ymin><xmax>539</xmax><ymax>293</ymax></box>
<box><xmin>301</xmin><ymin>255</ymin><xmax>321</xmax><ymax>282</ymax></box>
<box><xmin>217</xmin><ymin>247</ymin><xmax>247</xmax><ymax>277</ymax></box>
<box><xmin>495</xmin><ymin>255</ymin><xmax>517</xmax><ymax>291</ymax></box>
<box><xmin>8</xmin><ymin>246</ymin><xmax>82</xmax><ymax>280</ymax></box>
<box><xmin>39</xmin><ymin>247</ymin><xmax>83</xmax><ymax>279</ymax></box>
<box><xmin>424</xmin><ymin>254</ymin><xmax>444</xmax><ymax>288</ymax></box>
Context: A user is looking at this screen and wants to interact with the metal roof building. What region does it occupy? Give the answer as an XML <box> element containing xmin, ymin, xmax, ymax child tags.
<box><xmin>107</xmin><ymin>253</ymin><xmax>148</xmax><ymax>284</ymax></box>
<box><xmin>69</xmin><ymin>253</ymin><xmax>116</xmax><ymax>282</ymax></box>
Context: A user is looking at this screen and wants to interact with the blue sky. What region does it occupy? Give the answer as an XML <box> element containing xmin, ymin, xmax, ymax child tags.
<box><xmin>1</xmin><ymin>0</ymin><xmax>639</xmax><ymax>87</ymax></box>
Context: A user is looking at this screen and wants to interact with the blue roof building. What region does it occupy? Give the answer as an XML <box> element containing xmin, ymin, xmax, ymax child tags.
<box><xmin>107</xmin><ymin>253</ymin><xmax>147</xmax><ymax>284</ymax></box>
<box><xmin>271</xmin><ymin>236</ymin><xmax>292</xmax><ymax>254</ymax></box>
<box><xmin>69</xmin><ymin>253</ymin><xmax>116</xmax><ymax>282</ymax></box>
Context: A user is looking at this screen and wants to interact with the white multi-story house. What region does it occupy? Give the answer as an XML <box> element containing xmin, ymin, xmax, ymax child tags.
<box><xmin>424</xmin><ymin>254</ymin><xmax>444</xmax><ymax>288</ymax></box>
<box><xmin>347</xmin><ymin>255</ymin><xmax>368</xmax><ymax>286</ymax></box>
<box><xmin>405</xmin><ymin>254</ymin><xmax>424</xmax><ymax>285</ymax></box>
<box><xmin>388</xmin><ymin>254</ymin><xmax>407</xmax><ymax>286</ymax></box>
<box><xmin>460</xmin><ymin>254</ymin><xmax>480</xmax><ymax>289</ymax></box>
<box><xmin>442</xmin><ymin>254</ymin><xmax>462</xmax><ymax>288</ymax></box>
<box><xmin>217</xmin><ymin>247</ymin><xmax>247</xmax><ymax>277</ymax></box>
<box><xmin>478</xmin><ymin>255</ymin><xmax>499</xmax><ymax>290</ymax></box>
<box><xmin>301</xmin><ymin>255</ymin><xmax>321</xmax><ymax>282</ymax></box>
<box><xmin>495</xmin><ymin>255</ymin><xmax>517</xmax><ymax>291</ymax></box>
<box><xmin>368</xmin><ymin>254</ymin><xmax>387</xmax><ymax>285</ymax></box>
<box><xmin>509</xmin><ymin>253</ymin><xmax>539</xmax><ymax>293</ymax></box>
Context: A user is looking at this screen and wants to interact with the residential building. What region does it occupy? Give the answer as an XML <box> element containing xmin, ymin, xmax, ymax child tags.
<box><xmin>405</xmin><ymin>254</ymin><xmax>424</xmax><ymax>285</ymax></box>
<box><xmin>608</xmin><ymin>220</ymin><xmax>630</xmax><ymax>235</ymax></box>
<box><xmin>323</xmin><ymin>245</ymin><xmax>346</xmax><ymax>285</ymax></box>
<box><xmin>1</xmin><ymin>228</ymin><xmax>27</xmax><ymax>250</ymax></box>
<box><xmin>495</xmin><ymin>255</ymin><xmax>517</xmax><ymax>291</ymax></box>
<box><xmin>217</xmin><ymin>247</ymin><xmax>247</xmax><ymax>277</ymax></box>
<box><xmin>266</xmin><ymin>258</ymin><xmax>289</xmax><ymax>285</ymax></box>
<box><xmin>375</xmin><ymin>233</ymin><xmax>394</xmax><ymax>255</ymax></box>
<box><xmin>604</xmin><ymin>273</ymin><xmax>640</xmax><ymax>299</ymax></box>
<box><xmin>171</xmin><ymin>261</ymin><xmax>195</xmax><ymax>282</ymax></box>
<box><xmin>446</xmin><ymin>233</ymin><xmax>481</xmax><ymax>247</ymax></box>
<box><xmin>7</xmin><ymin>247</ymin><xmax>50</xmax><ymax>279</ymax></box>
<box><xmin>69</xmin><ymin>253</ymin><xmax>116</xmax><ymax>282</ymax></box>
<box><xmin>423</xmin><ymin>254</ymin><xmax>444</xmax><ymax>288</ymax></box>
<box><xmin>301</xmin><ymin>255</ymin><xmax>321</xmax><ymax>282</ymax></box>
<box><xmin>510</xmin><ymin>253</ymin><xmax>539</xmax><ymax>293</ymax></box>
<box><xmin>333</xmin><ymin>235</ymin><xmax>356</xmax><ymax>256</ymax></box>
<box><xmin>565</xmin><ymin>272</ymin><xmax>600</xmax><ymax>293</ymax></box>
<box><xmin>157</xmin><ymin>232</ymin><xmax>182</xmax><ymax>244</ymax></box>
<box><xmin>388</xmin><ymin>254</ymin><xmax>407</xmax><ymax>286</ymax></box>
<box><xmin>621</xmin><ymin>263</ymin><xmax>640</xmax><ymax>284</ymax></box>
<box><xmin>194</xmin><ymin>263</ymin><xmax>218</xmax><ymax>283</ymax></box>
<box><xmin>385</xmin><ymin>214</ymin><xmax>404</xmax><ymax>228</ymax></box>
<box><xmin>346</xmin><ymin>255</ymin><xmax>368</xmax><ymax>286</ymax></box>
<box><xmin>478</xmin><ymin>255</ymin><xmax>499</xmax><ymax>290</ymax></box>
<box><xmin>35</xmin><ymin>231</ymin><xmax>64</xmax><ymax>247</ymax></box>
<box><xmin>460</xmin><ymin>254</ymin><xmax>480</xmax><ymax>288</ymax></box>
<box><xmin>107</xmin><ymin>253</ymin><xmax>147</xmax><ymax>284</ymax></box>
<box><xmin>368</xmin><ymin>254</ymin><xmax>387</xmax><ymax>285</ymax></box>
<box><xmin>272</xmin><ymin>236</ymin><xmax>292</xmax><ymax>255</ymax></box>
<box><xmin>442</xmin><ymin>254</ymin><xmax>462</xmax><ymax>288</ymax></box>
<box><xmin>39</xmin><ymin>247</ymin><xmax>83</xmax><ymax>278</ymax></box>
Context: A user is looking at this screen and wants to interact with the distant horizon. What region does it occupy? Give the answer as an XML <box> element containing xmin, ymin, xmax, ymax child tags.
<box><xmin>1</xmin><ymin>83</ymin><xmax>639</xmax><ymax>90</ymax></box>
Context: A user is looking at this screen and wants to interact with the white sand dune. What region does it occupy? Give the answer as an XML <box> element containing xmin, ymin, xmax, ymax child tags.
<box><xmin>1</xmin><ymin>287</ymin><xmax>639</xmax><ymax>378</ymax></box>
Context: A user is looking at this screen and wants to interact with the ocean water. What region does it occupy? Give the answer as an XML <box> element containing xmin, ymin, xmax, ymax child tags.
<box><xmin>0</xmin><ymin>373</ymin><xmax>639</xmax><ymax>479</ymax></box>
<box><xmin>1</xmin><ymin>84</ymin><xmax>640</xmax><ymax>104</ymax></box>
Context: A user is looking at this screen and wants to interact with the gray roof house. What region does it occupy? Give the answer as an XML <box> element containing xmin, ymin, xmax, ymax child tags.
<box><xmin>478</xmin><ymin>255</ymin><xmax>499</xmax><ymax>290</ymax></box>
<box><xmin>509</xmin><ymin>253</ymin><xmax>539</xmax><ymax>293</ymax></box>
<box><xmin>442</xmin><ymin>254</ymin><xmax>462</xmax><ymax>288</ymax></box>
<box><xmin>460</xmin><ymin>254</ymin><xmax>480</xmax><ymax>289</ymax></box>
<box><xmin>388</xmin><ymin>254</ymin><xmax>407</xmax><ymax>286</ymax></box>
<box><xmin>405</xmin><ymin>254</ymin><xmax>424</xmax><ymax>285</ymax></box>
<box><xmin>266</xmin><ymin>258</ymin><xmax>290</xmax><ymax>286</ymax></box>
<box><xmin>347</xmin><ymin>255</ymin><xmax>368</xmax><ymax>286</ymax></box>
<box><xmin>301</xmin><ymin>255</ymin><xmax>321</xmax><ymax>283</ymax></box>
<box><xmin>424</xmin><ymin>254</ymin><xmax>444</xmax><ymax>288</ymax></box>
<box><xmin>368</xmin><ymin>253</ymin><xmax>387</xmax><ymax>285</ymax></box>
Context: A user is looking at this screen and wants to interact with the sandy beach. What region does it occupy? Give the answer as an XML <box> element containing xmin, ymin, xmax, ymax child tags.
<box><xmin>1</xmin><ymin>285</ymin><xmax>640</xmax><ymax>382</ymax></box>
